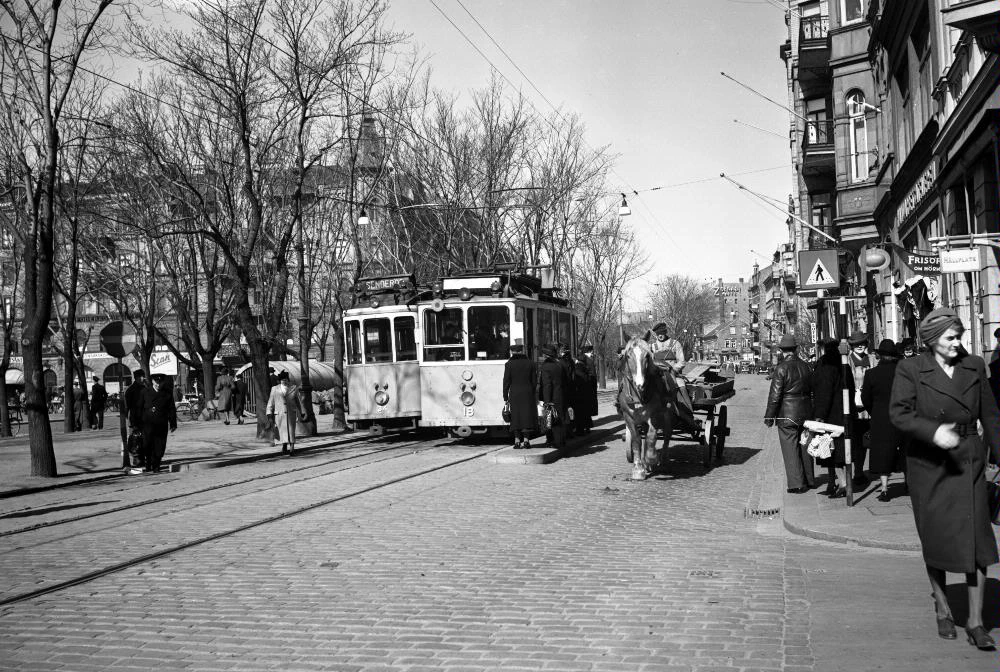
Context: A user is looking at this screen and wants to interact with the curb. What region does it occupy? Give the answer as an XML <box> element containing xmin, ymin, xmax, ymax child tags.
<box><xmin>782</xmin><ymin>516</ymin><xmax>921</xmax><ymax>552</ymax></box>
<box><xmin>491</xmin><ymin>419</ymin><xmax>626</xmax><ymax>465</ymax></box>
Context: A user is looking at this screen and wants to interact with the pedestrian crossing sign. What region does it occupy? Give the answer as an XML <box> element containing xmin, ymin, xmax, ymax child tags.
<box><xmin>798</xmin><ymin>249</ymin><xmax>839</xmax><ymax>290</ymax></box>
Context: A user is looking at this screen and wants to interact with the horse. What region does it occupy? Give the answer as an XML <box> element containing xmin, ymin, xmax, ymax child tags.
<box><xmin>617</xmin><ymin>336</ymin><xmax>676</xmax><ymax>480</ymax></box>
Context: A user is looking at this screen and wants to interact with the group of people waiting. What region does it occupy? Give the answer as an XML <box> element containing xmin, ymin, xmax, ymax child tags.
<box><xmin>502</xmin><ymin>342</ymin><xmax>599</xmax><ymax>450</ymax></box>
<box><xmin>766</xmin><ymin>308</ymin><xmax>1000</xmax><ymax>650</ymax></box>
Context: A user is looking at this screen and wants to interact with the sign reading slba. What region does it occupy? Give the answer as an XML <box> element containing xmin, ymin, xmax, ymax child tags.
<box><xmin>938</xmin><ymin>247</ymin><xmax>981</xmax><ymax>274</ymax></box>
<box><xmin>149</xmin><ymin>351</ymin><xmax>178</xmax><ymax>376</ymax></box>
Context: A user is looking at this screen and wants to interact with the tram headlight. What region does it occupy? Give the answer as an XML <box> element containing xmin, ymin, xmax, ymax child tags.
<box><xmin>369</xmin><ymin>297</ymin><xmax>380</xmax><ymax>309</ymax></box>
<box><xmin>461</xmin><ymin>370</ymin><xmax>473</xmax><ymax>381</ymax></box>
<box><xmin>460</xmin><ymin>391</ymin><xmax>475</xmax><ymax>406</ymax></box>
<box><xmin>374</xmin><ymin>390</ymin><xmax>390</xmax><ymax>406</ymax></box>
<box><xmin>459</xmin><ymin>287</ymin><xmax>472</xmax><ymax>301</ymax></box>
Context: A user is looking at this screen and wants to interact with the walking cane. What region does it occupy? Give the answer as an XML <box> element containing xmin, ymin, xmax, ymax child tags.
<box><xmin>838</xmin><ymin>339</ymin><xmax>854</xmax><ymax>507</ymax></box>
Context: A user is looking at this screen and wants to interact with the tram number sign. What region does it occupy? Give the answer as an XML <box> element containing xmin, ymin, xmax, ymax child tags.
<box><xmin>464</xmin><ymin>406</ymin><xmax>475</xmax><ymax>417</ymax></box>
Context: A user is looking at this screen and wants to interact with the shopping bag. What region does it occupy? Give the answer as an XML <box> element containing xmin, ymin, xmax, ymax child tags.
<box><xmin>501</xmin><ymin>402</ymin><xmax>512</xmax><ymax>424</ymax></box>
<box><xmin>126</xmin><ymin>429</ymin><xmax>144</xmax><ymax>468</ymax></box>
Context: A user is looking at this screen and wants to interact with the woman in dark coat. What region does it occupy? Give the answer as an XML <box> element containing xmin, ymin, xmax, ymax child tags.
<box><xmin>232</xmin><ymin>377</ymin><xmax>248</xmax><ymax>424</ymax></box>
<box><xmin>860</xmin><ymin>339</ymin><xmax>904</xmax><ymax>502</ymax></box>
<box><xmin>890</xmin><ymin>308</ymin><xmax>1000</xmax><ymax>649</ymax></box>
<box><xmin>502</xmin><ymin>344</ymin><xmax>537</xmax><ymax>449</ymax></box>
<box><xmin>215</xmin><ymin>369</ymin><xmax>235</xmax><ymax>425</ymax></box>
<box><xmin>572</xmin><ymin>347</ymin><xmax>597</xmax><ymax>434</ymax></box>
<box><xmin>810</xmin><ymin>339</ymin><xmax>856</xmax><ymax>498</ymax></box>
<box><xmin>538</xmin><ymin>344</ymin><xmax>569</xmax><ymax>449</ymax></box>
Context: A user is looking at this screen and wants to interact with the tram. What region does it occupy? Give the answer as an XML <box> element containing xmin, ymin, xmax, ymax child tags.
<box><xmin>343</xmin><ymin>274</ymin><xmax>421</xmax><ymax>433</ymax></box>
<box><xmin>417</xmin><ymin>270</ymin><xmax>577</xmax><ymax>437</ymax></box>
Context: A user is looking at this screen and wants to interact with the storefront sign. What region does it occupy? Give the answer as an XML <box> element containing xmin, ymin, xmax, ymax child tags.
<box><xmin>905</xmin><ymin>250</ymin><xmax>941</xmax><ymax>274</ymax></box>
<box><xmin>894</xmin><ymin>164</ymin><xmax>937</xmax><ymax>230</ymax></box>
<box><xmin>149</xmin><ymin>351</ymin><xmax>178</xmax><ymax>376</ymax></box>
<box><xmin>939</xmin><ymin>247</ymin><xmax>981</xmax><ymax>274</ymax></box>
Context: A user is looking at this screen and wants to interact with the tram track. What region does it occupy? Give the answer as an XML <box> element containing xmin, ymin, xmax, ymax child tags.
<box><xmin>0</xmin><ymin>439</ymin><xmax>512</xmax><ymax>609</ymax></box>
<box><xmin>0</xmin><ymin>435</ymin><xmax>434</xmax><ymax>540</ymax></box>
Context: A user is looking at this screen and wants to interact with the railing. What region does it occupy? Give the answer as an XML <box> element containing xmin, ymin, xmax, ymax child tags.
<box><xmin>803</xmin><ymin>119</ymin><xmax>834</xmax><ymax>148</ymax></box>
<box><xmin>800</xmin><ymin>15</ymin><xmax>829</xmax><ymax>41</ymax></box>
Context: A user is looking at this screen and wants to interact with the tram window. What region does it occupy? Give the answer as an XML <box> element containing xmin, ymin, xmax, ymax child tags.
<box><xmin>394</xmin><ymin>316</ymin><xmax>416</xmax><ymax>361</ymax></box>
<box><xmin>468</xmin><ymin>305</ymin><xmax>511</xmax><ymax>360</ymax></box>
<box><xmin>557</xmin><ymin>312</ymin><xmax>573</xmax><ymax>353</ymax></box>
<box><xmin>345</xmin><ymin>320</ymin><xmax>362</xmax><ymax>365</ymax></box>
<box><xmin>538</xmin><ymin>309</ymin><xmax>554</xmax><ymax>350</ymax></box>
<box><xmin>423</xmin><ymin>308</ymin><xmax>466</xmax><ymax>362</ymax></box>
<box><xmin>364</xmin><ymin>318</ymin><xmax>392</xmax><ymax>363</ymax></box>
<box><xmin>523</xmin><ymin>307</ymin><xmax>535</xmax><ymax>358</ymax></box>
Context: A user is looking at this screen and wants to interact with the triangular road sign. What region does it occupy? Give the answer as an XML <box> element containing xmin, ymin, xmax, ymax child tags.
<box><xmin>804</xmin><ymin>258</ymin><xmax>832</xmax><ymax>286</ymax></box>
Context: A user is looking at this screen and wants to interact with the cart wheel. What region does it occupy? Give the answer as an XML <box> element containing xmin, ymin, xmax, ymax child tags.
<box><xmin>714</xmin><ymin>406</ymin><xmax>728</xmax><ymax>464</ymax></box>
<box><xmin>702</xmin><ymin>417</ymin><xmax>715</xmax><ymax>469</ymax></box>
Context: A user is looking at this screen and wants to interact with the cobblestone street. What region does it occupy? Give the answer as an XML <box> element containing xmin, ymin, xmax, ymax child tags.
<box><xmin>0</xmin><ymin>376</ymin><xmax>997</xmax><ymax>671</ymax></box>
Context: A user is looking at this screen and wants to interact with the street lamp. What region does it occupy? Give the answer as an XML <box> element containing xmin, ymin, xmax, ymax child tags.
<box><xmin>618</xmin><ymin>193</ymin><xmax>631</xmax><ymax>217</ymax></box>
<box><xmin>357</xmin><ymin>207</ymin><xmax>369</xmax><ymax>226</ymax></box>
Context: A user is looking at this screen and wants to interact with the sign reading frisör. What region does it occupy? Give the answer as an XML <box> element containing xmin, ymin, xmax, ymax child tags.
<box><xmin>939</xmin><ymin>247</ymin><xmax>981</xmax><ymax>274</ymax></box>
<box><xmin>905</xmin><ymin>250</ymin><xmax>941</xmax><ymax>275</ymax></box>
<box><xmin>798</xmin><ymin>249</ymin><xmax>840</xmax><ymax>290</ymax></box>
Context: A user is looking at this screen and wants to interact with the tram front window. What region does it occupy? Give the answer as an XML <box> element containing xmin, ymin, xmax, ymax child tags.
<box><xmin>557</xmin><ymin>312</ymin><xmax>573</xmax><ymax>352</ymax></box>
<box><xmin>345</xmin><ymin>320</ymin><xmax>362</xmax><ymax>365</ymax></box>
<box><xmin>364</xmin><ymin>318</ymin><xmax>392</xmax><ymax>363</ymax></box>
<box><xmin>468</xmin><ymin>305</ymin><xmax>510</xmax><ymax>360</ymax></box>
<box><xmin>423</xmin><ymin>308</ymin><xmax>466</xmax><ymax>361</ymax></box>
<box><xmin>394</xmin><ymin>316</ymin><xmax>416</xmax><ymax>361</ymax></box>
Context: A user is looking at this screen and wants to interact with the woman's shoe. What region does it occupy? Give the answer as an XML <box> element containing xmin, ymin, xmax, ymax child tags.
<box><xmin>936</xmin><ymin>615</ymin><xmax>957</xmax><ymax>640</ymax></box>
<box><xmin>965</xmin><ymin>626</ymin><xmax>996</xmax><ymax>650</ymax></box>
<box><xmin>876</xmin><ymin>490</ymin><xmax>891</xmax><ymax>502</ymax></box>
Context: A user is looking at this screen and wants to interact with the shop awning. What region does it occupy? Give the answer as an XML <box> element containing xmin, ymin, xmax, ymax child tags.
<box><xmin>5</xmin><ymin>369</ymin><xmax>24</xmax><ymax>386</ymax></box>
<box><xmin>234</xmin><ymin>360</ymin><xmax>339</xmax><ymax>391</ymax></box>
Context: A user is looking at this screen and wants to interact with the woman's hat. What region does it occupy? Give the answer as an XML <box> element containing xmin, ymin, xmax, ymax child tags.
<box><xmin>509</xmin><ymin>344</ymin><xmax>524</xmax><ymax>353</ymax></box>
<box><xmin>150</xmin><ymin>373</ymin><xmax>167</xmax><ymax>383</ymax></box>
<box><xmin>777</xmin><ymin>334</ymin><xmax>797</xmax><ymax>349</ymax></box>
<box><xmin>847</xmin><ymin>331</ymin><xmax>868</xmax><ymax>346</ymax></box>
<box><xmin>875</xmin><ymin>339</ymin><xmax>898</xmax><ymax>357</ymax></box>
<box><xmin>540</xmin><ymin>344</ymin><xmax>557</xmax><ymax>358</ymax></box>
<box><xmin>652</xmin><ymin>322</ymin><xmax>668</xmax><ymax>335</ymax></box>
<box><xmin>919</xmin><ymin>307</ymin><xmax>963</xmax><ymax>345</ymax></box>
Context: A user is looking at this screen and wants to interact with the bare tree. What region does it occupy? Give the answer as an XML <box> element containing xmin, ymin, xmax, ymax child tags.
<box><xmin>646</xmin><ymin>275</ymin><xmax>718</xmax><ymax>359</ymax></box>
<box><xmin>0</xmin><ymin>223</ymin><xmax>22</xmax><ymax>437</ymax></box>
<box><xmin>0</xmin><ymin>0</ymin><xmax>119</xmax><ymax>475</ymax></box>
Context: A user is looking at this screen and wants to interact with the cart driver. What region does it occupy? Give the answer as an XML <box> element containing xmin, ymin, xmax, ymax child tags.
<box><xmin>648</xmin><ymin>322</ymin><xmax>694</xmax><ymax>417</ymax></box>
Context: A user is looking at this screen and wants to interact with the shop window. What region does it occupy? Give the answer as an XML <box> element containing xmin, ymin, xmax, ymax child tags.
<box><xmin>468</xmin><ymin>305</ymin><xmax>510</xmax><ymax>361</ymax></box>
<box><xmin>345</xmin><ymin>320</ymin><xmax>362</xmax><ymax>365</ymax></box>
<box><xmin>394</xmin><ymin>316</ymin><xmax>416</xmax><ymax>362</ymax></box>
<box><xmin>423</xmin><ymin>308</ymin><xmax>465</xmax><ymax>362</ymax></box>
<box><xmin>847</xmin><ymin>91</ymin><xmax>870</xmax><ymax>183</ymax></box>
<box><xmin>364</xmin><ymin>318</ymin><xmax>392</xmax><ymax>363</ymax></box>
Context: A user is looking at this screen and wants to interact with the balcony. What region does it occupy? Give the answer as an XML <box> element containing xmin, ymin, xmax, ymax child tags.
<box><xmin>797</xmin><ymin>16</ymin><xmax>831</xmax><ymax>97</ymax></box>
<box><xmin>801</xmin><ymin>119</ymin><xmax>836</xmax><ymax>193</ymax></box>
<box><xmin>942</xmin><ymin>0</ymin><xmax>1000</xmax><ymax>54</ymax></box>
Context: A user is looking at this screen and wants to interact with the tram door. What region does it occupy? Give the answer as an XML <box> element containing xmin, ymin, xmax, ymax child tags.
<box><xmin>519</xmin><ymin>307</ymin><xmax>535</xmax><ymax>359</ymax></box>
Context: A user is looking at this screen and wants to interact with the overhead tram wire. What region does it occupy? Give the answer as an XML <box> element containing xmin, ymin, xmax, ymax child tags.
<box><xmin>429</xmin><ymin>0</ymin><xmax>686</xmax><ymax>253</ymax></box>
<box><xmin>629</xmin><ymin>165</ymin><xmax>789</xmax><ymax>194</ymax></box>
<box><xmin>733</xmin><ymin>119</ymin><xmax>788</xmax><ymax>140</ymax></box>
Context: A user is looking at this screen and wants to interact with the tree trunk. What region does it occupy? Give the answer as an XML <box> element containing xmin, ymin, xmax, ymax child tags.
<box><xmin>23</xmin><ymin>339</ymin><xmax>56</xmax><ymax>476</ymax></box>
<box><xmin>200</xmin><ymin>356</ymin><xmax>216</xmax><ymax>409</ymax></box>
<box><xmin>0</xmin><ymin>368</ymin><xmax>9</xmax><ymax>438</ymax></box>
<box><xmin>331</xmin><ymin>325</ymin><xmax>346</xmax><ymax>430</ymax></box>
<box><xmin>250</xmin><ymin>337</ymin><xmax>272</xmax><ymax>440</ymax></box>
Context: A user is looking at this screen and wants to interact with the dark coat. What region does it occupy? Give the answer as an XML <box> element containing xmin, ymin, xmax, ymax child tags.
<box><xmin>215</xmin><ymin>374</ymin><xmax>234</xmax><ymax>411</ymax></box>
<box><xmin>889</xmin><ymin>352</ymin><xmax>1000</xmax><ymax>573</ymax></box>
<box><xmin>538</xmin><ymin>357</ymin><xmax>569</xmax><ymax>414</ymax></box>
<box><xmin>860</xmin><ymin>359</ymin><xmax>902</xmax><ymax>474</ymax></box>
<box><xmin>136</xmin><ymin>386</ymin><xmax>178</xmax><ymax>435</ymax></box>
<box><xmin>573</xmin><ymin>356</ymin><xmax>598</xmax><ymax>418</ymax></box>
<box><xmin>989</xmin><ymin>358</ymin><xmax>1000</xmax><ymax>412</ymax></box>
<box><xmin>503</xmin><ymin>354</ymin><xmax>537</xmax><ymax>431</ymax></box>
<box><xmin>90</xmin><ymin>383</ymin><xmax>107</xmax><ymax>411</ymax></box>
<box><xmin>764</xmin><ymin>354</ymin><xmax>813</xmax><ymax>424</ymax></box>
<box><xmin>558</xmin><ymin>355</ymin><xmax>577</xmax><ymax>409</ymax></box>
<box><xmin>810</xmin><ymin>354</ymin><xmax>856</xmax><ymax>466</ymax></box>
<box><xmin>124</xmin><ymin>380</ymin><xmax>145</xmax><ymax>428</ymax></box>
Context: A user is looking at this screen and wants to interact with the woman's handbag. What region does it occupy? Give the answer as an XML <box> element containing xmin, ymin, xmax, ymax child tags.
<box><xmin>988</xmin><ymin>468</ymin><xmax>1000</xmax><ymax>526</ymax></box>
<box><xmin>538</xmin><ymin>403</ymin><xmax>555</xmax><ymax>432</ymax></box>
<box><xmin>501</xmin><ymin>402</ymin><xmax>511</xmax><ymax>424</ymax></box>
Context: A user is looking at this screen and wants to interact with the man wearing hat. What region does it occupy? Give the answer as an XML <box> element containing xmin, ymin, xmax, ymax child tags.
<box><xmin>649</xmin><ymin>322</ymin><xmax>685</xmax><ymax>366</ymax></box>
<box><xmin>861</xmin><ymin>339</ymin><xmax>904</xmax><ymax>502</ymax></box>
<box><xmin>764</xmin><ymin>334</ymin><xmax>815</xmax><ymax>493</ymax></box>
<box><xmin>89</xmin><ymin>375</ymin><xmax>107</xmax><ymax>430</ymax></box>
<box><xmin>135</xmin><ymin>373</ymin><xmax>177</xmax><ymax>472</ymax></box>
<box><xmin>537</xmin><ymin>344</ymin><xmax>569</xmax><ymax>449</ymax></box>
<box><xmin>846</xmin><ymin>330</ymin><xmax>872</xmax><ymax>488</ymax></box>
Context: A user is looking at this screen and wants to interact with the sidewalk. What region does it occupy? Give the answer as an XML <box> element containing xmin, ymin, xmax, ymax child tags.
<box><xmin>0</xmin><ymin>415</ymin><xmax>357</xmax><ymax>498</ymax></box>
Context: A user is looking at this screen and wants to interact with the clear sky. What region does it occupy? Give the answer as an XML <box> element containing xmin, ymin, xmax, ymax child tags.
<box><xmin>384</xmin><ymin>0</ymin><xmax>794</xmax><ymax>310</ymax></box>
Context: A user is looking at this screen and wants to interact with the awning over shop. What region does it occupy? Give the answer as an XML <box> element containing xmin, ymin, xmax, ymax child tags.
<box><xmin>235</xmin><ymin>360</ymin><xmax>339</xmax><ymax>391</ymax></box>
<box><xmin>5</xmin><ymin>369</ymin><xmax>24</xmax><ymax>386</ymax></box>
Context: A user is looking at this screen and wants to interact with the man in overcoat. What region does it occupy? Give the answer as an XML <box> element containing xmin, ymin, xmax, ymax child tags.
<box><xmin>502</xmin><ymin>344</ymin><xmax>537</xmax><ymax>448</ymax></box>
<box><xmin>135</xmin><ymin>373</ymin><xmax>177</xmax><ymax>472</ymax></box>
<box><xmin>764</xmin><ymin>334</ymin><xmax>814</xmax><ymax>493</ymax></box>
<box><xmin>89</xmin><ymin>376</ymin><xmax>107</xmax><ymax>430</ymax></box>
<box><xmin>538</xmin><ymin>344</ymin><xmax>569</xmax><ymax>449</ymax></box>
<box><xmin>861</xmin><ymin>340</ymin><xmax>904</xmax><ymax>501</ymax></box>
<box><xmin>573</xmin><ymin>345</ymin><xmax>599</xmax><ymax>433</ymax></box>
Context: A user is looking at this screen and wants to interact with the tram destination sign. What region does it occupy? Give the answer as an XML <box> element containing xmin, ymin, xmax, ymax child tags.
<box><xmin>356</xmin><ymin>274</ymin><xmax>415</xmax><ymax>295</ymax></box>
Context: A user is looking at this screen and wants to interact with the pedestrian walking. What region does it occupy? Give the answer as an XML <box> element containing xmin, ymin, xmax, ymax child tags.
<box><xmin>847</xmin><ymin>330</ymin><xmax>872</xmax><ymax>489</ymax></box>
<box><xmin>811</xmin><ymin>339</ymin><xmax>856</xmax><ymax>498</ymax></box>
<box><xmin>763</xmin><ymin>334</ymin><xmax>814</xmax><ymax>493</ymax></box>
<box><xmin>136</xmin><ymin>373</ymin><xmax>177</xmax><ymax>473</ymax></box>
<box><xmin>233</xmin><ymin>376</ymin><xmax>247</xmax><ymax>424</ymax></box>
<box><xmin>215</xmin><ymin>368</ymin><xmax>235</xmax><ymax>425</ymax></box>
<box><xmin>860</xmin><ymin>339</ymin><xmax>904</xmax><ymax>502</ymax></box>
<box><xmin>89</xmin><ymin>376</ymin><xmax>107</xmax><ymax>430</ymax></box>
<box><xmin>574</xmin><ymin>345</ymin><xmax>599</xmax><ymax>434</ymax></box>
<box><xmin>502</xmin><ymin>344</ymin><xmax>537</xmax><ymax>449</ymax></box>
<box><xmin>537</xmin><ymin>344</ymin><xmax>569</xmax><ymax>449</ymax></box>
<box><xmin>889</xmin><ymin>308</ymin><xmax>1000</xmax><ymax>650</ymax></box>
<box><xmin>265</xmin><ymin>371</ymin><xmax>304</xmax><ymax>455</ymax></box>
<box><xmin>124</xmin><ymin>370</ymin><xmax>146</xmax><ymax>430</ymax></box>
<box><xmin>71</xmin><ymin>380</ymin><xmax>86</xmax><ymax>432</ymax></box>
